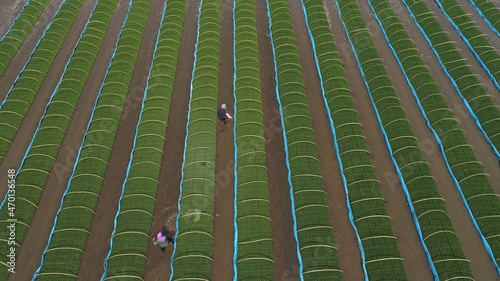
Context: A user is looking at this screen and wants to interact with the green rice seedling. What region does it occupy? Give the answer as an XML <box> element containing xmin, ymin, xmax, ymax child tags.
<box><xmin>267</xmin><ymin>0</ymin><xmax>341</xmax><ymax>279</ymax></box>
<box><xmin>102</xmin><ymin>0</ymin><xmax>187</xmax><ymax>279</ymax></box>
<box><xmin>233</xmin><ymin>0</ymin><xmax>274</xmax><ymax>278</ymax></box>
<box><xmin>402</xmin><ymin>0</ymin><xmax>500</xmax><ymax>159</ymax></box>
<box><xmin>300</xmin><ymin>0</ymin><xmax>407</xmax><ymax>279</ymax></box>
<box><xmin>0</xmin><ymin>0</ymin><xmax>53</xmax><ymax>76</ymax></box>
<box><xmin>335</xmin><ymin>0</ymin><xmax>475</xmax><ymax>278</ymax></box>
<box><xmin>468</xmin><ymin>0</ymin><xmax>500</xmax><ymax>33</ymax></box>
<box><xmin>170</xmin><ymin>0</ymin><xmax>221</xmax><ymax>279</ymax></box>
<box><xmin>0</xmin><ymin>0</ymin><xmax>86</xmax><ymax>162</ymax></box>
<box><xmin>31</xmin><ymin>0</ymin><xmax>152</xmax><ymax>279</ymax></box>
<box><xmin>0</xmin><ymin>0</ymin><xmax>119</xmax><ymax>278</ymax></box>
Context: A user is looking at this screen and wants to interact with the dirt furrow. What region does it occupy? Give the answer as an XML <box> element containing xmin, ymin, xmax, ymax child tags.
<box><xmin>6</xmin><ymin>1</ymin><xmax>131</xmax><ymax>280</ymax></box>
<box><xmin>0</xmin><ymin>0</ymin><xmax>65</xmax><ymax>102</ymax></box>
<box><xmin>211</xmin><ymin>0</ymin><xmax>235</xmax><ymax>279</ymax></box>
<box><xmin>421</xmin><ymin>0</ymin><xmax>500</xmax><ymax>104</ymax></box>
<box><xmin>76</xmin><ymin>0</ymin><xmax>166</xmax><ymax>279</ymax></box>
<box><xmin>254</xmin><ymin>0</ymin><xmax>301</xmax><ymax>279</ymax></box>
<box><xmin>288</xmin><ymin>0</ymin><xmax>365</xmax><ymax>279</ymax></box>
<box><xmin>359</xmin><ymin>0</ymin><xmax>500</xmax><ymax>278</ymax></box>
<box><xmin>0</xmin><ymin>0</ymin><xmax>98</xmax><ymax>199</ymax></box>
<box><xmin>142</xmin><ymin>0</ymin><xmax>200</xmax><ymax>279</ymax></box>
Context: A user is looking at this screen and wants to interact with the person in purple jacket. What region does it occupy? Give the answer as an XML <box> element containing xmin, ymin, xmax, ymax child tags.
<box><xmin>153</xmin><ymin>231</ymin><xmax>174</xmax><ymax>252</ymax></box>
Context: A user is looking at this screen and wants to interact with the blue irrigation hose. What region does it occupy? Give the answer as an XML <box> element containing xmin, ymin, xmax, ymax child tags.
<box><xmin>367</xmin><ymin>0</ymin><xmax>500</xmax><ymax>274</ymax></box>
<box><xmin>100</xmin><ymin>0</ymin><xmax>166</xmax><ymax>279</ymax></box>
<box><xmin>465</xmin><ymin>0</ymin><xmax>500</xmax><ymax>38</ymax></box>
<box><xmin>32</xmin><ymin>1</ymin><xmax>132</xmax><ymax>279</ymax></box>
<box><xmin>169</xmin><ymin>0</ymin><xmax>203</xmax><ymax>279</ymax></box>
<box><xmin>231</xmin><ymin>0</ymin><xmax>238</xmax><ymax>279</ymax></box>
<box><xmin>397</xmin><ymin>0</ymin><xmax>500</xmax><ymax>162</ymax></box>
<box><xmin>0</xmin><ymin>0</ymin><xmax>91</xmax><ymax>213</ymax></box>
<box><xmin>431</xmin><ymin>0</ymin><xmax>500</xmax><ymax>93</ymax></box>
<box><xmin>0</xmin><ymin>0</ymin><xmax>67</xmax><ymax>110</ymax></box>
<box><xmin>331</xmin><ymin>0</ymin><xmax>439</xmax><ymax>279</ymax></box>
<box><xmin>0</xmin><ymin>0</ymin><xmax>31</xmax><ymax>42</ymax></box>
<box><xmin>264</xmin><ymin>0</ymin><xmax>304</xmax><ymax>279</ymax></box>
<box><xmin>297</xmin><ymin>1</ymin><xmax>368</xmax><ymax>279</ymax></box>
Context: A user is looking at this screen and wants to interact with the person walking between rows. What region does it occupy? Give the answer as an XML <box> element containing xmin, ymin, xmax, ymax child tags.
<box><xmin>218</xmin><ymin>104</ymin><xmax>233</xmax><ymax>124</ymax></box>
<box><xmin>153</xmin><ymin>231</ymin><xmax>174</xmax><ymax>252</ymax></box>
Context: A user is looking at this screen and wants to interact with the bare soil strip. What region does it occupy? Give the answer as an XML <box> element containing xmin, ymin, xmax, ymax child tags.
<box><xmin>391</xmin><ymin>0</ymin><xmax>500</xmax><ymax>198</ymax></box>
<box><xmin>211</xmin><ymin>0</ymin><xmax>236</xmax><ymax>279</ymax></box>
<box><xmin>75</xmin><ymin>0</ymin><xmax>166</xmax><ymax>279</ymax></box>
<box><xmin>421</xmin><ymin>0</ymin><xmax>500</xmax><ymax>103</ymax></box>
<box><xmin>288</xmin><ymin>0</ymin><xmax>365</xmax><ymax>279</ymax></box>
<box><xmin>362</xmin><ymin>0</ymin><xmax>500</xmax><ymax>278</ymax></box>
<box><xmin>0</xmin><ymin>0</ymin><xmax>97</xmax><ymax>199</ymax></box>
<box><xmin>143</xmin><ymin>0</ymin><xmax>200</xmax><ymax>279</ymax></box>
<box><xmin>7</xmin><ymin>1</ymin><xmax>131</xmax><ymax>280</ymax></box>
<box><xmin>0</xmin><ymin>0</ymin><xmax>65</xmax><ymax>102</ymax></box>
<box><xmin>456</xmin><ymin>0</ymin><xmax>500</xmax><ymax>51</ymax></box>
<box><xmin>0</xmin><ymin>0</ymin><xmax>28</xmax><ymax>38</ymax></box>
<box><xmin>254</xmin><ymin>0</ymin><xmax>301</xmax><ymax>278</ymax></box>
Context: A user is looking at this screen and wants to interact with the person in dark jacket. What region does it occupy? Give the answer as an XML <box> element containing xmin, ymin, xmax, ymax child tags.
<box><xmin>217</xmin><ymin>104</ymin><xmax>232</xmax><ymax>124</ymax></box>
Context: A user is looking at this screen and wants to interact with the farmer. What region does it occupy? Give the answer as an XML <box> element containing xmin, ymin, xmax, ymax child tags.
<box><xmin>153</xmin><ymin>231</ymin><xmax>174</xmax><ymax>252</ymax></box>
<box><xmin>217</xmin><ymin>104</ymin><xmax>233</xmax><ymax>124</ymax></box>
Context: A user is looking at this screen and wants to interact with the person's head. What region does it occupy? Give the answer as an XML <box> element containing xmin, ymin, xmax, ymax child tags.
<box><xmin>157</xmin><ymin>231</ymin><xmax>166</xmax><ymax>242</ymax></box>
<box><xmin>221</xmin><ymin>104</ymin><xmax>226</xmax><ymax>109</ymax></box>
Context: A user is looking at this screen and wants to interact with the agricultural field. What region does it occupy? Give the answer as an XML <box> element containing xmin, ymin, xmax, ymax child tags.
<box><xmin>0</xmin><ymin>0</ymin><xmax>499</xmax><ymax>279</ymax></box>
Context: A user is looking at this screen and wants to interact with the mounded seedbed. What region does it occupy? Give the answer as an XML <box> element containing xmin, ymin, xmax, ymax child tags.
<box><xmin>0</xmin><ymin>0</ymin><xmax>499</xmax><ymax>279</ymax></box>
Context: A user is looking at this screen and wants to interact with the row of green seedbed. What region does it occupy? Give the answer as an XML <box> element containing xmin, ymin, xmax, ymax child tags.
<box><xmin>0</xmin><ymin>0</ymin><xmax>86</xmax><ymax>162</ymax></box>
<box><xmin>300</xmin><ymin>0</ymin><xmax>407</xmax><ymax>279</ymax></box>
<box><xmin>267</xmin><ymin>0</ymin><xmax>342</xmax><ymax>279</ymax></box>
<box><xmin>0</xmin><ymin>0</ymin><xmax>52</xmax><ymax>76</ymax></box>
<box><xmin>334</xmin><ymin>0</ymin><xmax>475</xmax><ymax>278</ymax></box>
<box><xmin>0</xmin><ymin>0</ymin><xmax>118</xmax><ymax>279</ymax></box>
<box><xmin>403</xmin><ymin>0</ymin><xmax>500</xmax><ymax>159</ymax></box>
<box><xmin>468</xmin><ymin>0</ymin><xmax>500</xmax><ymax>35</ymax></box>
<box><xmin>102</xmin><ymin>0</ymin><xmax>186</xmax><ymax>278</ymax></box>
<box><xmin>33</xmin><ymin>0</ymin><xmax>150</xmax><ymax>279</ymax></box>
<box><xmin>169</xmin><ymin>0</ymin><xmax>221</xmax><ymax>279</ymax></box>
<box><xmin>233</xmin><ymin>0</ymin><xmax>274</xmax><ymax>279</ymax></box>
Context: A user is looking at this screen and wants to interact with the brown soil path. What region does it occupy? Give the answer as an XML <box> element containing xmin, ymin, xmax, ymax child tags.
<box><xmin>211</xmin><ymin>0</ymin><xmax>236</xmax><ymax>279</ymax></box>
<box><xmin>6</xmin><ymin>0</ymin><xmax>131</xmax><ymax>280</ymax></box>
<box><xmin>288</xmin><ymin>0</ymin><xmax>365</xmax><ymax>279</ymax></box>
<box><xmin>421</xmin><ymin>0</ymin><xmax>500</xmax><ymax>103</ymax></box>
<box><xmin>361</xmin><ymin>0</ymin><xmax>500</xmax><ymax>279</ymax></box>
<box><xmin>0</xmin><ymin>0</ymin><xmax>28</xmax><ymax>38</ymax></box>
<box><xmin>254</xmin><ymin>0</ymin><xmax>301</xmax><ymax>279</ymax></box>
<box><xmin>76</xmin><ymin>0</ymin><xmax>166</xmax><ymax>279</ymax></box>
<box><xmin>143</xmin><ymin>0</ymin><xmax>200</xmax><ymax>279</ymax></box>
<box><xmin>0</xmin><ymin>0</ymin><xmax>97</xmax><ymax>200</ymax></box>
<box><xmin>0</xmin><ymin>0</ymin><xmax>65</xmax><ymax>102</ymax></box>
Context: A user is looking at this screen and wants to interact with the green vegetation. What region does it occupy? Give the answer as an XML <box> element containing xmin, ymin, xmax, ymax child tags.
<box><xmin>434</xmin><ymin>0</ymin><xmax>500</xmax><ymax>88</ymax></box>
<box><xmin>0</xmin><ymin>0</ymin><xmax>86</xmax><ymax>162</ymax></box>
<box><xmin>300</xmin><ymin>0</ymin><xmax>407</xmax><ymax>279</ymax></box>
<box><xmin>467</xmin><ymin>0</ymin><xmax>500</xmax><ymax>40</ymax></box>
<box><xmin>233</xmin><ymin>0</ymin><xmax>274</xmax><ymax>278</ymax></box>
<box><xmin>373</xmin><ymin>0</ymin><xmax>500</xmax><ymax>266</ymax></box>
<box><xmin>170</xmin><ymin>0</ymin><xmax>221</xmax><ymax>279</ymax></box>
<box><xmin>335</xmin><ymin>0</ymin><xmax>475</xmax><ymax>278</ymax></box>
<box><xmin>0</xmin><ymin>0</ymin><xmax>52</xmax><ymax>76</ymax></box>
<box><xmin>0</xmin><ymin>0</ymin><xmax>119</xmax><ymax>279</ymax></box>
<box><xmin>403</xmin><ymin>0</ymin><xmax>500</xmax><ymax>157</ymax></box>
<box><xmin>267</xmin><ymin>0</ymin><xmax>341</xmax><ymax>279</ymax></box>
<box><xmin>102</xmin><ymin>0</ymin><xmax>187</xmax><ymax>279</ymax></box>
<box><xmin>33</xmin><ymin>0</ymin><xmax>151</xmax><ymax>279</ymax></box>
